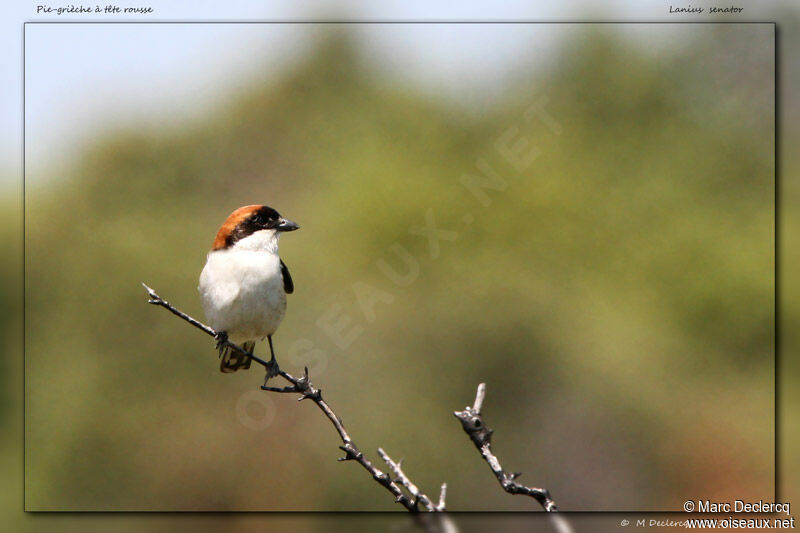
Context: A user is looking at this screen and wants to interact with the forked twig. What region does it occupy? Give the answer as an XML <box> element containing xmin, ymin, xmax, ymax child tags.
<box><xmin>378</xmin><ymin>448</ymin><xmax>448</xmax><ymax>512</ymax></box>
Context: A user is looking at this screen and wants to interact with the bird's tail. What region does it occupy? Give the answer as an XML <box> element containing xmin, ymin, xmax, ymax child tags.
<box><xmin>220</xmin><ymin>341</ymin><xmax>254</xmax><ymax>373</ymax></box>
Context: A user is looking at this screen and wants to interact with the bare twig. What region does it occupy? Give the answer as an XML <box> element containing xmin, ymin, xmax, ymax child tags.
<box><xmin>454</xmin><ymin>383</ymin><xmax>559</xmax><ymax>512</ymax></box>
<box><xmin>142</xmin><ymin>283</ymin><xmax>446</xmax><ymax>515</ymax></box>
<box><xmin>436</xmin><ymin>483</ymin><xmax>447</xmax><ymax>512</ymax></box>
<box><xmin>378</xmin><ymin>448</ymin><xmax>443</xmax><ymax>512</ymax></box>
<box><xmin>260</xmin><ymin>366</ymin><xmax>426</xmax><ymax>512</ymax></box>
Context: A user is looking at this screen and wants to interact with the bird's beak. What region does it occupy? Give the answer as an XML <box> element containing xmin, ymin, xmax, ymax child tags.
<box><xmin>276</xmin><ymin>218</ymin><xmax>299</xmax><ymax>232</ymax></box>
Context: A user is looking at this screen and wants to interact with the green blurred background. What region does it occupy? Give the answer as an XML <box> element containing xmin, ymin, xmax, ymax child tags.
<box><xmin>5</xmin><ymin>16</ymin><xmax>787</xmax><ymax>526</ymax></box>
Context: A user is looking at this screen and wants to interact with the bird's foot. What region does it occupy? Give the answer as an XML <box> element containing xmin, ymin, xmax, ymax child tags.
<box><xmin>214</xmin><ymin>331</ymin><xmax>228</xmax><ymax>355</ymax></box>
<box><xmin>263</xmin><ymin>358</ymin><xmax>281</xmax><ymax>385</ymax></box>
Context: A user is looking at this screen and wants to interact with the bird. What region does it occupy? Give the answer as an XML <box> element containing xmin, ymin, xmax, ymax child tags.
<box><xmin>198</xmin><ymin>204</ymin><xmax>299</xmax><ymax>381</ymax></box>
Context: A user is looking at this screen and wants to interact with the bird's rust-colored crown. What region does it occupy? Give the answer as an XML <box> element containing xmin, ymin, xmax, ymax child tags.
<box><xmin>212</xmin><ymin>205</ymin><xmax>264</xmax><ymax>250</ymax></box>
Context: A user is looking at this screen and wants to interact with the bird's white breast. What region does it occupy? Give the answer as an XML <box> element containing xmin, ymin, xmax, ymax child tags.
<box><xmin>198</xmin><ymin>244</ymin><xmax>286</xmax><ymax>343</ymax></box>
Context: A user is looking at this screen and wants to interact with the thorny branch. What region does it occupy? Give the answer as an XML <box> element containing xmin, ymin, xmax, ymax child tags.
<box><xmin>142</xmin><ymin>283</ymin><xmax>446</xmax><ymax>515</ymax></box>
<box><xmin>378</xmin><ymin>448</ymin><xmax>447</xmax><ymax>512</ymax></box>
<box><xmin>144</xmin><ymin>283</ymin><xmax>566</xmax><ymax>532</ymax></box>
<box><xmin>454</xmin><ymin>383</ymin><xmax>559</xmax><ymax>512</ymax></box>
<box><xmin>454</xmin><ymin>384</ymin><xmax>572</xmax><ymax>533</ymax></box>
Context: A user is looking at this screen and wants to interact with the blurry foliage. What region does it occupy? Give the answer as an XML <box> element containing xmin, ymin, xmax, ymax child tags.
<box><xmin>18</xmin><ymin>26</ymin><xmax>775</xmax><ymax>513</ymax></box>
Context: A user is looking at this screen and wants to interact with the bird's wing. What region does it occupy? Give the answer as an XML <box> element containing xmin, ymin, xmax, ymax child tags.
<box><xmin>280</xmin><ymin>259</ymin><xmax>294</xmax><ymax>294</ymax></box>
